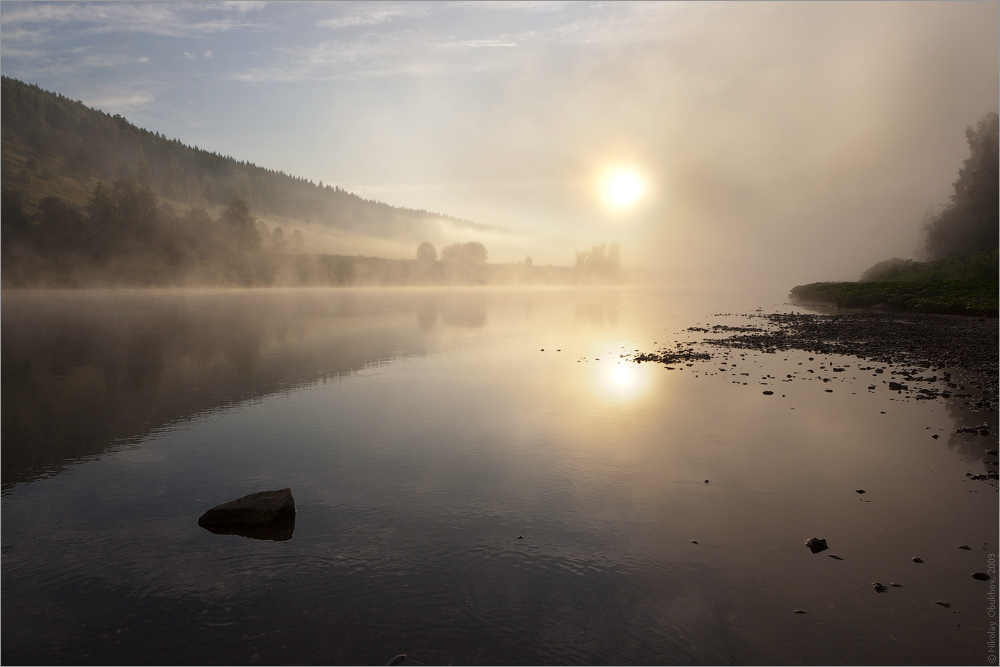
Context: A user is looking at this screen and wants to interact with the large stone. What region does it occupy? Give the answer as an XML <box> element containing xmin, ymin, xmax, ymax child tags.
<box><xmin>199</xmin><ymin>488</ymin><xmax>295</xmax><ymax>527</ymax></box>
<box><xmin>804</xmin><ymin>537</ymin><xmax>829</xmax><ymax>554</ymax></box>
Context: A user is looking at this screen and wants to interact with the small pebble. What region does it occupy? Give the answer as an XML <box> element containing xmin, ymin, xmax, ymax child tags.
<box><xmin>912</xmin><ymin>557</ymin><xmax>924</xmax><ymax>563</ymax></box>
<box><xmin>828</xmin><ymin>554</ymin><xmax>844</xmax><ymax>560</ymax></box>
<box><xmin>972</xmin><ymin>572</ymin><xmax>991</xmax><ymax>581</ymax></box>
<box><xmin>690</xmin><ymin>540</ymin><xmax>699</xmax><ymax>545</ymax></box>
<box><xmin>872</xmin><ymin>582</ymin><xmax>888</xmax><ymax>593</ymax></box>
<box><xmin>934</xmin><ymin>601</ymin><xmax>951</xmax><ymax>608</ymax></box>
<box><xmin>792</xmin><ymin>609</ymin><xmax>807</xmax><ymax>614</ymax></box>
<box><xmin>889</xmin><ymin>583</ymin><xmax>903</xmax><ymax>588</ymax></box>
<box><xmin>855</xmin><ymin>489</ymin><xmax>865</xmax><ymax>494</ymax></box>
<box><xmin>958</xmin><ymin>545</ymin><xmax>972</xmax><ymax>550</ymax></box>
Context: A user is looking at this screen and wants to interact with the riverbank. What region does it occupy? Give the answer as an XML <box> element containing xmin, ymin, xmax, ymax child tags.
<box><xmin>638</xmin><ymin>310</ymin><xmax>999</xmax><ymax>412</ymax></box>
<box><xmin>788</xmin><ymin>280</ymin><xmax>998</xmax><ymax>316</ymax></box>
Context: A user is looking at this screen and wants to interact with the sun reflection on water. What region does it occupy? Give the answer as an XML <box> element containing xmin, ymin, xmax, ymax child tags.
<box><xmin>595</xmin><ymin>361</ymin><xmax>649</xmax><ymax>402</ymax></box>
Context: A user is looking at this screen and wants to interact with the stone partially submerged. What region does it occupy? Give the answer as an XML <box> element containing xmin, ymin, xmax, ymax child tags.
<box><xmin>199</xmin><ymin>488</ymin><xmax>295</xmax><ymax>534</ymax></box>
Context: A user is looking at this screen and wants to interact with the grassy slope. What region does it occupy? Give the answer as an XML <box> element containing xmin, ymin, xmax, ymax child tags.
<box><xmin>789</xmin><ymin>251</ymin><xmax>998</xmax><ymax>316</ymax></box>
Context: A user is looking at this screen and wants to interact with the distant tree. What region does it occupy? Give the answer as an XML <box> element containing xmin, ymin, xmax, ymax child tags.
<box><xmin>924</xmin><ymin>111</ymin><xmax>999</xmax><ymax>259</ymax></box>
<box><xmin>575</xmin><ymin>242</ymin><xmax>622</xmax><ymax>277</ymax></box>
<box><xmin>441</xmin><ymin>241</ymin><xmax>487</xmax><ymax>264</ymax></box>
<box><xmin>220</xmin><ymin>197</ymin><xmax>261</xmax><ymax>251</ymax></box>
<box><xmin>416</xmin><ymin>241</ymin><xmax>437</xmax><ymax>262</ymax></box>
<box><xmin>256</xmin><ymin>219</ymin><xmax>271</xmax><ymax>241</ymax></box>
<box><xmin>0</xmin><ymin>188</ymin><xmax>33</xmax><ymax>243</ymax></box>
<box><xmin>291</xmin><ymin>229</ymin><xmax>304</xmax><ymax>247</ymax></box>
<box><xmin>272</xmin><ymin>226</ymin><xmax>287</xmax><ymax>251</ymax></box>
<box><xmin>859</xmin><ymin>257</ymin><xmax>918</xmax><ymax>282</ymax></box>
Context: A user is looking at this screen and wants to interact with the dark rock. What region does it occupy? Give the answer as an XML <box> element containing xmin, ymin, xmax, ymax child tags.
<box><xmin>972</xmin><ymin>572</ymin><xmax>992</xmax><ymax>581</ymax></box>
<box><xmin>827</xmin><ymin>554</ymin><xmax>844</xmax><ymax>560</ymax></box>
<box><xmin>890</xmin><ymin>582</ymin><xmax>903</xmax><ymax>588</ymax></box>
<box><xmin>855</xmin><ymin>489</ymin><xmax>865</xmax><ymax>494</ymax></box>
<box><xmin>690</xmin><ymin>540</ymin><xmax>699</xmax><ymax>544</ymax></box>
<box><xmin>932</xmin><ymin>434</ymin><xmax>940</xmax><ymax>439</ymax></box>
<box><xmin>805</xmin><ymin>537</ymin><xmax>828</xmax><ymax>554</ymax></box>
<box><xmin>912</xmin><ymin>557</ymin><xmax>924</xmax><ymax>563</ymax></box>
<box><xmin>199</xmin><ymin>488</ymin><xmax>295</xmax><ymax>527</ymax></box>
<box><xmin>762</xmin><ymin>390</ymin><xmax>774</xmax><ymax>395</ymax></box>
<box><xmin>872</xmin><ymin>582</ymin><xmax>888</xmax><ymax>593</ymax></box>
<box><xmin>934</xmin><ymin>600</ymin><xmax>951</xmax><ymax>608</ymax></box>
<box><xmin>958</xmin><ymin>545</ymin><xmax>972</xmax><ymax>550</ymax></box>
<box><xmin>888</xmin><ymin>382</ymin><xmax>908</xmax><ymax>391</ymax></box>
<box><xmin>792</xmin><ymin>609</ymin><xmax>807</xmax><ymax>614</ymax></box>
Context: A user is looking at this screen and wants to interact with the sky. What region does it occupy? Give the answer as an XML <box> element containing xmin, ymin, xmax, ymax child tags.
<box><xmin>1</xmin><ymin>1</ymin><xmax>998</xmax><ymax>289</ymax></box>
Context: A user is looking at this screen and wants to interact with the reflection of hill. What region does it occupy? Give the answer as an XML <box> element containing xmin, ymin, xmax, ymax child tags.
<box><xmin>1</xmin><ymin>289</ymin><xmax>490</xmax><ymax>491</ymax></box>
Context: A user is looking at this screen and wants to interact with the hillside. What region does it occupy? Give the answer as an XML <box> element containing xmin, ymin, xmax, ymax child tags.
<box><xmin>0</xmin><ymin>76</ymin><xmax>507</xmax><ymax>258</ymax></box>
<box><xmin>2</xmin><ymin>77</ymin><xmax>625</xmax><ymax>287</ymax></box>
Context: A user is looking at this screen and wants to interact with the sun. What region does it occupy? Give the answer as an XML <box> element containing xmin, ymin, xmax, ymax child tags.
<box><xmin>601</xmin><ymin>167</ymin><xmax>645</xmax><ymax>209</ymax></box>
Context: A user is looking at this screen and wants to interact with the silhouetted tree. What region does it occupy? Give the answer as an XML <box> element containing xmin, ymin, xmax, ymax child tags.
<box><xmin>220</xmin><ymin>197</ymin><xmax>261</xmax><ymax>251</ymax></box>
<box><xmin>416</xmin><ymin>241</ymin><xmax>437</xmax><ymax>262</ymax></box>
<box><xmin>575</xmin><ymin>242</ymin><xmax>621</xmax><ymax>277</ymax></box>
<box><xmin>272</xmin><ymin>226</ymin><xmax>287</xmax><ymax>251</ymax></box>
<box><xmin>924</xmin><ymin>111</ymin><xmax>999</xmax><ymax>259</ymax></box>
<box><xmin>442</xmin><ymin>241</ymin><xmax>487</xmax><ymax>264</ymax></box>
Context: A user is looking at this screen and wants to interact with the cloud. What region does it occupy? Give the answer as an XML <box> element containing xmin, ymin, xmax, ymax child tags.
<box><xmin>0</xmin><ymin>2</ymin><xmax>271</xmax><ymax>40</ymax></box>
<box><xmin>317</xmin><ymin>2</ymin><xmax>431</xmax><ymax>29</ymax></box>
<box><xmin>83</xmin><ymin>90</ymin><xmax>154</xmax><ymax>113</ymax></box>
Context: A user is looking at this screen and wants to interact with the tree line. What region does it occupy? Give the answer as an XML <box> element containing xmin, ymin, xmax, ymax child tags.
<box><xmin>2</xmin><ymin>178</ymin><xmax>271</xmax><ymax>286</ymax></box>
<box><xmin>861</xmin><ymin>111</ymin><xmax>998</xmax><ymax>282</ymax></box>
<box><xmin>0</xmin><ymin>76</ymin><xmax>499</xmax><ymax>242</ymax></box>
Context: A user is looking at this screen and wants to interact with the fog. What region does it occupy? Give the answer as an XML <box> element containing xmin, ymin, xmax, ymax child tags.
<box><xmin>1</xmin><ymin>1</ymin><xmax>997</xmax><ymax>293</ymax></box>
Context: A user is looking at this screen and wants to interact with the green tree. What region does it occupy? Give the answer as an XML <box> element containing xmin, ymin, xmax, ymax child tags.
<box><xmin>924</xmin><ymin>112</ymin><xmax>999</xmax><ymax>259</ymax></box>
<box><xmin>442</xmin><ymin>241</ymin><xmax>487</xmax><ymax>264</ymax></box>
<box><xmin>416</xmin><ymin>241</ymin><xmax>437</xmax><ymax>262</ymax></box>
<box><xmin>220</xmin><ymin>197</ymin><xmax>261</xmax><ymax>252</ymax></box>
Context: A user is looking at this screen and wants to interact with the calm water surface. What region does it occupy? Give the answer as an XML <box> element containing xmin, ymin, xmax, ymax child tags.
<box><xmin>2</xmin><ymin>287</ymin><xmax>997</xmax><ymax>665</ymax></box>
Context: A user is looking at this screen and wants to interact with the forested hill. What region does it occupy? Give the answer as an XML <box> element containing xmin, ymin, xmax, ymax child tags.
<box><xmin>0</xmin><ymin>76</ymin><xmax>495</xmax><ymax>240</ymax></box>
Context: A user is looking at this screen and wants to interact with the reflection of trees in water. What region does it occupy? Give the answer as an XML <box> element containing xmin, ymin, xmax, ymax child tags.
<box><xmin>1</xmin><ymin>291</ymin><xmax>447</xmax><ymax>490</ymax></box>
<box><xmin>575</xmin><ymin>294</ymin><xmax>621</xmax><ymax>327</ymax></box>
<box><xmin>415</xmin><ymin>295</ymin><xmax>488</xmax><ymax>330</ymax></box>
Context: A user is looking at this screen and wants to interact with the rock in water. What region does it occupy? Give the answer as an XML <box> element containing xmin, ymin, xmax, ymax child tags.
<box><xmin>805</xmin><ymin>537</ymin><xmax>829</xmax><ymax>554</ymax></box>
<box><xmin>199</xmin><ymin>488</ymin><xmax>295</xmax><ymax>527</ymax></box>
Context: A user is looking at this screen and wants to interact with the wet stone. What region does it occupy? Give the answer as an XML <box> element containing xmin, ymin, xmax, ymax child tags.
<box><xmin>805</xmin><ymin>537</ymin><xmax>828</xmax><ymax>554</ymax></box>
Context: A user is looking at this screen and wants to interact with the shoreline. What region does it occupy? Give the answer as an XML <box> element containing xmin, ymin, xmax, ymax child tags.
<box><xmin>638</xmin><ymin>310</ymin><xmax>999</xmax><ymax>413</ymax></box>
<box><xmin>788</xmin><ymin>281</ymin><xmax>998</xmax><ymax>317</ymax></box>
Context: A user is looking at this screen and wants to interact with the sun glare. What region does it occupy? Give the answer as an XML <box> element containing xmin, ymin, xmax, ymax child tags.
<box><xmin>602</xmin><ymin>167</ymin><xmax>645</xmax><ymax>209</ymax></box>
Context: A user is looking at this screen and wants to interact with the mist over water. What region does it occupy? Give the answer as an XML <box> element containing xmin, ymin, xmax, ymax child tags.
<box><xmin>2</xmin><ymin>287</ymin><xmax>995</xmax><ymax>665</ymax></box>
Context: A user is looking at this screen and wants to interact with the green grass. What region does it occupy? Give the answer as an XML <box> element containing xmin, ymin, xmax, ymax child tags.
<box><xmin>790</xmin><ymin>250</ymin><xmax>998</xmax><ymax>316</ymax></box>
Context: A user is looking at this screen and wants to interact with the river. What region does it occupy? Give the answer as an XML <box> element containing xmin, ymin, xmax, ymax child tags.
<box><xmin>2</xmin><ymin>287</ymin><xmax>996</xmax><ymax>665</ymax></box>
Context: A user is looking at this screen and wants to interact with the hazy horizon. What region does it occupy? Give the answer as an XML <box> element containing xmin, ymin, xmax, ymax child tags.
<box><xmin>2</xmin><ymin>1</ymin><xmax>997</xmax><ymax>291</ymax></box>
